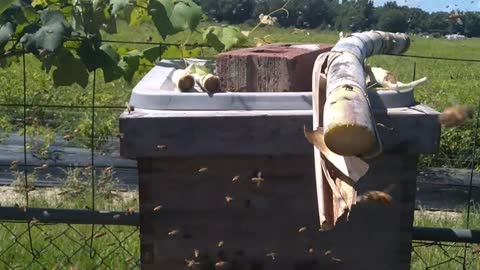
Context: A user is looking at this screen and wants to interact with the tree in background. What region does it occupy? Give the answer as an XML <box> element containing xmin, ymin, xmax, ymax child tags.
<box><xmin>194</xmin><ymin>0</ymin><xmax>255</xmax><ymax>24</ymax></box>
<box><xmin>334</xmin><ymin>0</ymin><xmax>374</xmax><ymax>31</ymax></box>
<box><xmin>463</xmin><ymin>12</ymin><xmax>480</xmax><ymax>37</ymax></box>
<box><xmin>194</xmin><ymin>0</ymin><xmax>480</xmax><ymax>37</ymax></box>
<box><xmin>376</xmin><ymin>9</ymin><xmax>408</xmax><ymax>33</ymax></box>
<box><xmin>427</xmin><ymin>12</ymin><xmax>450</xmax><ymax>34</ymax></box>
<box><xmin>405</xmin><ymin>8</ymin><xmax>429</xmax><ymax>33</ymax></box>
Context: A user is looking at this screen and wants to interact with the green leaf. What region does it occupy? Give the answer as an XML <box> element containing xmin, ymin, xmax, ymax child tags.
<box><xmin>23</xmin><ymin>6</ymin><xmax>40</xmax><ymax>22</ymax></box>
<box><xmin>72</xmin><ymin>0</ymin><xmax>116</xmax><ymax>35</ymax></box>
<box><xmin>31</xmin><ymin>0</ymin><xmax>48</xmax><ymax>8</ymax></box>
<box><xmin>142</xmin><ymin>45</ymin><xmax>163</xmax><ymax>63</ymax></box>
<box><xmin>203</xmin><ymin>26</ymin><xmax>247</xmax><ymax>52</ymax></box>
<box><xmin>118</xmin><ymin>50</ymin><xmax>141</xmax><ymax>82</ymax></box>
<box><xmin>147</xmin><ymin>0</ymin><xmax>172</xmax><ymax>38</ymax></box>
<box><xmin>148</xmin><ymin>0</ymin><xmax>202</xmax><ymax>39</ymax></box>
<box><xmin>160</xmin><ymin>45</ymin><xmax>181</xmax><ymax>59</ymax></box>
<box><xmin>0</xmin><ymin>22</ymin><xmax>15</xmax><ymax>49</ymax></box>
<box><xmin>160</xmin><ymin>45</ymin><xmax>202</xmax><ymax>59</ymax></box>
<box><xmin>20</xmin><ymin>9</ymin><xmax>72</xmax><ymax>54</ymax></box>
<box><xmin>52</xmin><ymin>48</ymin><xmax>89</xmax><ymax>88</ymax></box>
<box><xmin>0</xmin><ymin>0</ymin><xmax>17</xmax><ymax>16</ymax></box>
<box><xmin>99</xmin><ymin>45</ymin><xmax>124</xmax><ymax>82</ymax></box>
<box><xmin>169</xmin><ymin>0</ymin><xmax>202</xmax><ymax>32</ymax></box>
<box><xmin>110</xmin><ymin>0</ymin><xmax>130</xmax><ymax>15</ymax></box>
<box><xmin>129</xmin><ymin>6</ymin><xmax>149</xmax><ymax>26</ymax></box>
<box><xmin>202</xmin><ymin>26</ymin><xmax>223</xmax><ymax>52</ymax></box>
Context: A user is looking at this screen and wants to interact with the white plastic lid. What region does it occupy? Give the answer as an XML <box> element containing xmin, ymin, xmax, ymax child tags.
<box><xmin>128</xmin><ymin>59</ymin><xmax>417</xmax><ymax>111</ymax></box>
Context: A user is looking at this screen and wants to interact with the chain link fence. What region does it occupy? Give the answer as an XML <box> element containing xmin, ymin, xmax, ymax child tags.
<box><xmin>0</xmin><ymin>37</ymin><xmax>479</xmax><ymax>269</ymax></box>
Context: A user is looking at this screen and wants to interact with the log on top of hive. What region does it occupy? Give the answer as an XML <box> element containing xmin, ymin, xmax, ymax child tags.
<box><xmin>309</xmin><ymin>31</ymin><xmax>415</xmax><ymax>230</ymax></box>
<box><xmin>314</xmin><ymin>31</ymin><xmax>411</xmax><ymax>158</ymax></box>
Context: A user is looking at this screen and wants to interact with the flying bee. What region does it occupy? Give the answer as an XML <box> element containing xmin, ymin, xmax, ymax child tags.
<box><xmin>215</xmin><ymin>261</ymin><xmax>228</xmax><ymax>269</ymax></box>
<box><xmin>298</xmin><ymin>227</ymin><xmax>307</xmax><ymax>233</ymax></box>
<box><xmin>168</xmin><ymin>229</ymin><xmax>179</xmax><ymax>236</ymax></box>
<box><xmin>126</xmin><ymin>102</ymin><xmax>135</xmax><ymax>114</ymax></box>
<box><xmin>251</xmin><ymin>171</ymin><xmax>264</xmax><ymax>188</ymax></box>
<box><xmin>224</xmin><ymin>196</ymin><xmax>233</xmax><ymax>204</ymax></box>
<box><xmin>198</xmin><ymin>167</ymin><xmax>208</xmax><ymax>173</ymax></box>
<box><xmin>358</xmin><ymin>191</ymin><xmax>393</xmax><ymax>206</ymax></box>
<box><xmin>94</xmin><ymin>232</ymin><xmax>107</xmax><ymax>238</ymax></box>
<box><xmin>439</xmin><ymin>105</ymin><xmax>474</xmax><ymax>128</ymax></box>
<box><xmin>266</xmin><ymin>252</ymin><xmax>276</xmax><ymax>260</ymax></box>
<box><xmin>125</xmin><ymin>207</ymin><xmax>135</xmax><ymax>216</ymax></box>
<box><xmin>34</xmin><ymin>164</ymin><xmax>48</xmax><ymax>171</ymax></box>
<box><xmin>185</xmin><ymin>259</ymin><xmax>199</xmax><ymax>268</ymax></box>
<box><xmin>157</xmin><ymin>144</ymin><xmax>167</xmax><ymax>151</ymax></box>
<box><xmin>63</xmin><ymin>134</ymin><xmax>75</xmax><ymax>141</ymax></box>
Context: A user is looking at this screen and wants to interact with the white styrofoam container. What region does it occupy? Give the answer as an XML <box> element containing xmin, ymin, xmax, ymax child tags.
<box><xmin>129</xmin><ymin>59</ymin><xmax>418</xmax><ymax>111</ymax></box>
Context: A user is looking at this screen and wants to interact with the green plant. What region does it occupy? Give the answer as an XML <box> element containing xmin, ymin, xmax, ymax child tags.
<box><xmin>0</xmin><ymin>0</ymin><xmax>257</xmax><ymax>89</ymax></box>
<box><xmin>9</xmin><ymin>161</ymin><xmax>37</xmax><ymax>193</ymax></box>
<box><xmin>58</xmin><ymin>166</ymin><xmax>120</xmax><ymax>200</ymax></box>
<box><xmin>18</xmin><ymin>119</ymin><xmax>56</xmax><ymax>160</ymax></box>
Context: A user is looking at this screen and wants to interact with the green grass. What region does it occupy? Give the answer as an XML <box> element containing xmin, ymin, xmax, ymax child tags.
<box><xmin>0</xmin><ymin>186</ymin><xmax>140</xmax><ymax>270</ymax></box>
<box><xmin>412</xmin><ymin>210</ymin><xmax>480</xmax><ymax>270</ymax></box>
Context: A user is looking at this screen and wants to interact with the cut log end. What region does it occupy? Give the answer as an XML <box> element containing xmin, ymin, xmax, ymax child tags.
<box><xmin>202</xmin><ymin>74</ymin><xmax>221</xmax><ymax>92</ymax></box>
<box><xmin>324</xmin><ymin>125</ymin><xmax>376</xmax><ymax>156</ymax></box>
<box><xmin>177</xmin><ymin>75</ymin><xmax>195</xmax><ymax>92</ymax></box>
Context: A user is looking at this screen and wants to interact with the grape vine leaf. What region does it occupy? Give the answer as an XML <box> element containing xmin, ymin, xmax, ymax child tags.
<box><xmin>31</xmin><ymin>0</ymin><xmax>48</xmax><ymax>8</ymax></box>
<box><xmin>98</xmin><ymin>45</ymin><xmax>124</xmax><ymax>82</ymax></box>
<box><xmin>161</xmin><ymin>45</ymin><xmax>201</xmax><ymax>59</ymax></box>
<box><xmin>52</xmin><ymin>48</ymin><xmax>89</xmax><ymax>88</ymax></box>
<box><xmin>142</xmin><ymin>45</ymin><xmax>164</xmax><ymax>63</ymax></box>
<box><xmin>0</xmin><ymin>0</ymin><xmax>17</xmax><ymax>16</ymax></box>
<box><xmin>148</xmin><ymin>0</ymin><xmax>202</xmax><ymax>39</ymax></box>
<box><xmin>168</xmin><ymin>0</ymin><xmax>202</xmax><ymax>32</ymax></box>
<box><xmin>0</xmin><ymin>22</ymin><xmax>15</xmax><ymax>51</ymax></box>
<box><xmin>129</xmin><ymin>6</ymin><xmax>149</xmax><ymax>26</ymax></box>
<box><xmin>118</xmin><ymin>50</ymin><xmax>141</xmax><ymax>82</ymax></box>
<box><xmin>203</xmin><ymin>26</ymin><xmax>247</xmax><ymax>52</ymax></box>
<box><xmin>20</xmin><ymin>9</ymin><xmax>72</xmax><ymax>54</ymax></box>
<box><xmin>73</xmin><ymin>0</ymin><xmax>116</xmax><ymax>35</ymax></box>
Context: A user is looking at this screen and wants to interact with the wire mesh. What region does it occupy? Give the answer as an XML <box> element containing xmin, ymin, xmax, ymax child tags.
<box><xmin>0</xmin><ymin>38</ymin><xmax>479</xmax><ymax>269</ymax></box>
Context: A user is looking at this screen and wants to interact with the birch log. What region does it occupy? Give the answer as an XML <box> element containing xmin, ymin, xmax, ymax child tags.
<box><xmin>321</xmin><ymin>31</ymin><xmax>410</xmax><ymax>157</ymax></box>
<box><xmin>311</xmin><ymin>31</ymin><xmax>410</xmax><ymax>230</ymax></box>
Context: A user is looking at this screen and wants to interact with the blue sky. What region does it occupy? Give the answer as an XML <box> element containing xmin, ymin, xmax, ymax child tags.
<box><xmin>372</xmin><ymin>0</ymin><xmax>480</xmax><ymax>12</ymax></box>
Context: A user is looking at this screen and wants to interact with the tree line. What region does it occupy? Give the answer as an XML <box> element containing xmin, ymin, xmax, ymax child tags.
<box><xmin>194</xmin><ymin>0</ymin><xmax>480</xmax><ymax>37</ymax></box>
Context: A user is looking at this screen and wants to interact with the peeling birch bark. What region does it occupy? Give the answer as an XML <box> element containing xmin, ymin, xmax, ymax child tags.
<box><xmin>366</xmin><ymin>66</ymin><xmax>428</xmax><ymax>91</ymax></box>
<box><xmin>311</xmin><ymin>31</ymin><xmax>411</xmax><ymax>230</ymax></box>
<box><xmin>322</xmin><ymin>31</ymin><xmax>410</xmax><ymax>157</ymax></box>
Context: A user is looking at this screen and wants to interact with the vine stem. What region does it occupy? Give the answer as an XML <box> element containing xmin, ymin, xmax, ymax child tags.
<box><xmin>249</xmin><ymin>0</ymin><xmax>291</xmax><ymax>36</ymax></box>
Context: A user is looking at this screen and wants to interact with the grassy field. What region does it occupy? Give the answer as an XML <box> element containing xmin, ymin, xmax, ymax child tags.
<box><xmin>1</xmin><ymin>22</ymin><xmax>480</xmax><ymax>268</ymax></box>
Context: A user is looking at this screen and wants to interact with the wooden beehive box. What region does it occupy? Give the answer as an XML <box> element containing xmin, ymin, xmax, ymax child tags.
<box><xmin>120</xmin><ymin>101</ymin><xmax>440</xmax><ymax>269</ymax></box>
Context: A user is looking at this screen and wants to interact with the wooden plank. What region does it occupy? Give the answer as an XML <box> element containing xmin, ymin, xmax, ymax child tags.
<box><xmin>119</xmin><ymin>105</ymin><xmax>440</xmax><ymax>159</ymax></box>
